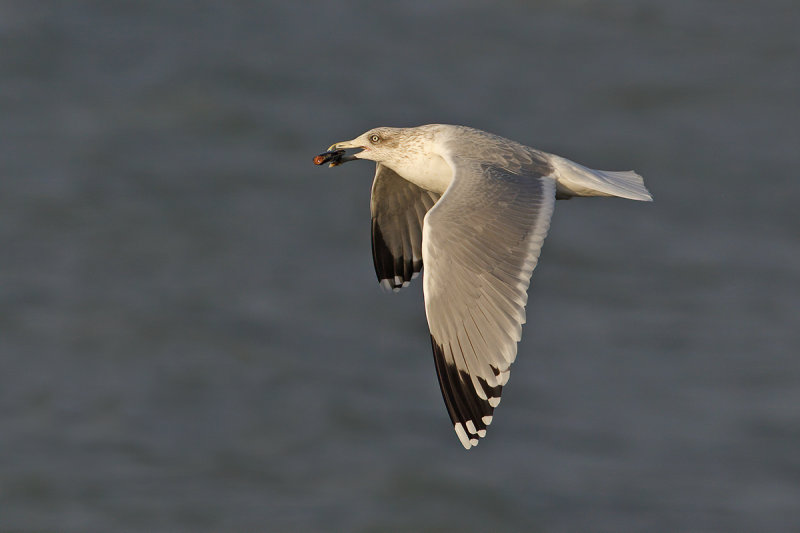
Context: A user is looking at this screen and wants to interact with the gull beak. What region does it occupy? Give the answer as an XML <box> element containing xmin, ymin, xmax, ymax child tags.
<box><xmin>328</xmin><ymin>139</ymin><xmax>363</xmax><ymax>151</ymax></box>
<box><xmin>313</xmin><ymin>138</ymin><xmax>364</xmax><ymax>167</ymax></box>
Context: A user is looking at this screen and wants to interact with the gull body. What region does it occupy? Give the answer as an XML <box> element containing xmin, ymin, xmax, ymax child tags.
<box><xmin>324</xmin><ymin>124</ymin><xmax>652</xmax><ymax>449</ymax></box>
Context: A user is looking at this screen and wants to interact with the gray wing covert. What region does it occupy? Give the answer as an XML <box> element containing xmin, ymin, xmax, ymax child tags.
<box><xmin>370</xmin><ymin>163</ymin><xmax>440</xmax><ymax>291</ymax></box>
<box><xmin>422</xmin><ymin>160</ymin><xmax>556</xmax><ymax>449</ymax></box>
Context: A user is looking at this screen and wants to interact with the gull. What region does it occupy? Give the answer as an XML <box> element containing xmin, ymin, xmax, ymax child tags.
<box><xmin>315</xmin><ymin>124</ymin><xmax>652</xmax><ymax>449</ymax></box>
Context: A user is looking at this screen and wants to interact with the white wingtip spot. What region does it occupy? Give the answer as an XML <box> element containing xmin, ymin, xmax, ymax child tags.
<box><xmin>477</xmin><ymin>429</ymin><xmax>486</xmax><ymax>437</ymax></box>
<box><xmin>379</xmin><ymin>279</ymin><xmax>392</xmax><ymax>291</ymax></box>
<box><xmin>411</xmin><ymin>272</ymin><xmax>420</xmax><ymax>279</ymax></box>
<box><xmin>466</xmin><ymin>420</ymin><xmax>477</xmax><ymax>434</ymax></box>
<box><xmin>482</xmin><ymin>415</ymin><xmax>493</xmax><ymax>425</ymax></box>
<box><xmin>469</xmin><ymin>438</ymin><xmax>479</xmax><ymax>446</ymax></box>
<box><xmin>454</xmin><ymin>423</ymin><xmax>472</xmax><ymax>449</ymax></box>
<box><xmin>488</xmin><ymin>397</ymin><xmax>501</xmax><ymax>407</ymax></box>
<box><xmin>393</xmin><ymin>275</ymin><xmax>403</xmax><ymax>286</ymax></box>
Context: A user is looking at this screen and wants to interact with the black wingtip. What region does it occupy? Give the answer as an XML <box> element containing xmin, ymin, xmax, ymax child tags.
<box><xmin>371</xmin><ymin>218</ymin><xmax>419</xmax><ymax>290</ymax></box>
<box><xmin>430</xmin><ymin>335</ymin><xmax>499</xmax><ymax>449</ymax></box>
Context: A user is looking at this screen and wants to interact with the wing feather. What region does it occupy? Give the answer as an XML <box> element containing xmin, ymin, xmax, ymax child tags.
<box><xmin>422</xmin><ymin>156</ymin><xmax>556</xmax><ymax>449</ymax></box>
<box><xmin>370</xmin><ymin>164</ymin><xmax>440</xmax><ymax>291</ymax></box>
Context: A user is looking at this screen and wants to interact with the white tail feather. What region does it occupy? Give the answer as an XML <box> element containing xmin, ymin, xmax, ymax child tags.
<box><xmin>550</xmin><ymin>155</ymin><xmax>653</xmax><ymax>202</ymax></box>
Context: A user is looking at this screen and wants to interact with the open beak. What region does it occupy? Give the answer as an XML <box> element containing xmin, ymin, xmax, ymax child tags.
<box><xmin>313</xmin><ymin>139</ymin><xmax>365</xmax><ymax>167</ymax></box>
<box><xmin>327</xmin><ymin>139</ymin><xmax>362</xmax><ymax>151</ymax></box>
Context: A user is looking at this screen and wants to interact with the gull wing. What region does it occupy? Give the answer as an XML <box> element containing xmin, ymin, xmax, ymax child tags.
<box><xmin>422</xmin><ymin>157</ymin><xmax>556</xmax><ymax>449</ymax></box>
<box><xmin>370</xmin><ymin>163</ymin><xmax>440</xmax><ymax>291</ymax></box>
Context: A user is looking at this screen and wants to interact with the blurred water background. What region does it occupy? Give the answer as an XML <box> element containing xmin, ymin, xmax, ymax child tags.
<box><xmin>2</xmin><ymin>1</ymin><xmax>799</xmax><ymax>531</ymax></box>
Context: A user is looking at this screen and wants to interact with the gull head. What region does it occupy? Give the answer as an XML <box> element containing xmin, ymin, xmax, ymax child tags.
<box><xmin>325</xmin><ymin>127</ymin><xmax>429</xmax><ymax>168</ymax></box>
<box><xmin>319</xmin><ymin>125</ymin><xmax>452</xmax><ymax>193</ymax></box>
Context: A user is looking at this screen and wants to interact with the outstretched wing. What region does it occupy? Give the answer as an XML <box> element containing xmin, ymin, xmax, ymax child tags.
<box><xmin>422</xmin><ymin>156</ymin><xmax>556</xmax><ymax>449</ymax></box>
<box><xmin>370</xmin><ymin>163</ymin><xmax>440</xmax><ymax>291</ymax></box>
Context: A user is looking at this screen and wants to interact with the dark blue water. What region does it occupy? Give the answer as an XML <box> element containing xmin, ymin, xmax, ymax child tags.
<box><xmin>2</xmin><ymin>1</ymin><xmax>799</xmax><ymax>531</ymax></box>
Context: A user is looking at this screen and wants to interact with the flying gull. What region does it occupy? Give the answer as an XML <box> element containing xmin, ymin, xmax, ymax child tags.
<box><xmin>315</xmin><ymin>124</ymin><xmax>652</xmax><ymax>449</ymax></box>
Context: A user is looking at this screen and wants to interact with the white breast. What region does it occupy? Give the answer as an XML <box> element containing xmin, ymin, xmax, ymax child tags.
<box><xmin>388</xmin><ymin>152</ymin><xmax>453</xmax><ymax>195</ymax></box>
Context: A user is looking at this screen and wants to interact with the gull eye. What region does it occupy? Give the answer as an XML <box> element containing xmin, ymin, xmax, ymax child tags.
<box><xmin>369</xmin><ymin>134</ymin><xmax>381</xmax><ymax>144</ymax></box>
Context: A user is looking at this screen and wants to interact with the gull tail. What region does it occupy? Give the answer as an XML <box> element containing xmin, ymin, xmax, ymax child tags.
<box><xmin>550</xmin><ymin>155</ymin><xmax>653</xmax><ymax>202</ymax></box>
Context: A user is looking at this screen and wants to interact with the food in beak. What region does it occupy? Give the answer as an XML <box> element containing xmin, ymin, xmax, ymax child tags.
<box><xmin>313</xmin><ymin>149</ymin><xmax>348</xmax><ymax>167</ymax></box>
